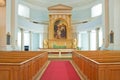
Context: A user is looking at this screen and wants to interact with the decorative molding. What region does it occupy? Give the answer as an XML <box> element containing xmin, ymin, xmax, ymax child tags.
<box><xmin>48</xmin><ymin>4</ymin><xmax>72</xmax><ymax>10</ymax></box>
<box><xmin>48</xmin><ymin>4</ymin><xmax>72</xmax><ymax>14</ymax></box>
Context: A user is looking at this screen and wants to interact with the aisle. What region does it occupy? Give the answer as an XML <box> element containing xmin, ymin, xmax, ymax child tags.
<box><xmin>40</xmin><ymin>60</ymin><xmax>81</xmax><ymax>80</ymax></box>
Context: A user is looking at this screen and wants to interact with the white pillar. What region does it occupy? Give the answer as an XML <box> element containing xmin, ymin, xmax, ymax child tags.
<box><xmin>0</xmin><ymin>6</ymin><xmax>6</xmax><ymax>50</ymax></box>
<box><xmin>96</xmin><ymin>28</ymin><xmax>100</xmax><ymax>50</ymax></box>
<box><xmin>10</xmin><ymin>0</ymin><xmax>18</xmax><ymax>50</ymax></box>
<box><xmin>21</xmin><ymin>28</ymin><xmax>24</xmax><ymax>51</ymax></box>
<box><xmin>102</xmin><ymin>0</ymin><xmax>109</xmax><ymax>48</ymax></box>
<box><xmin>87</xmin><ymin>31</ymin><xmax>91</xmax><ymax>50</ymax></box>
<box><xmin>29</xmin><ymin>31</ymin><xmax>32</xmax><ymax>51</ymax></box>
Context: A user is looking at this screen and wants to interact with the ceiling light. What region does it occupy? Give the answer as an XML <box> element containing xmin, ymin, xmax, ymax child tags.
<box><xmin>0</xmin><ymin>0</ymin><xmax>6</xmax><ymax>7</ymax></box>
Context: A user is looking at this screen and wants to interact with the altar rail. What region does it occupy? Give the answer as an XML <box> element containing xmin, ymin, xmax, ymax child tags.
<box><xmin>0</xmin><ymin>51</ymin><xmax>48</xmax><ymax>80</ymax></box>
<box><xmin>72</xmin><ymin>50</ymin><xmax>120</xmax><ymax>80</ymax></box>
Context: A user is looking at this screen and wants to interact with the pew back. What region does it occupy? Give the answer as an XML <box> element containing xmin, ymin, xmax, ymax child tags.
<box><xmin>0</xmin><ymin>51</ymin><xmax>48</xmax><ymax>80</ymax></box>
<box><xmin>72</xmin><ymin>50</ymin><xmax>120</xmax><ymax>80</ymax></box>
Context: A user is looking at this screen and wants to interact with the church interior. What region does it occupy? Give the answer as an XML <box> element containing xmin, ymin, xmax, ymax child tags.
<box><xmin>0</xmin><ymin>0</ymin><xmax>120</xmax><ymax>80</ymax></box>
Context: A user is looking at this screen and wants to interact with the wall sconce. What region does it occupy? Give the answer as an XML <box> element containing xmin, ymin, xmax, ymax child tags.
<box><xmin>6</xmin><ymin>32</ymin><xmax>11</xmax><ymax>45</ymax></box>
<box><xmin>0</xmin><ymin>0</ymin><xmax>6</xmax><ymax>7</ymax></box>
<box><xmin>110</xmin><ymin>30</ymin><xmax>114</xmax><ymax>43</ymax></box>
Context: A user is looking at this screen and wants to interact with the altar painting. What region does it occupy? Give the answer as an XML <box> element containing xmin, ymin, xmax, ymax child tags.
<box><xmin>54</xmin><ymin>20</ymin><xmax>67</xmax><ymax>39</ymax></box>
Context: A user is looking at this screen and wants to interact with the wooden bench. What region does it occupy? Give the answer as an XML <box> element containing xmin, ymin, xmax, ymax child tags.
<box><xmin>0</xmin><ymin>51</ymin><xmax>48</xmax><ymax>80</ymax></box>
<box><xmin>72</xmin><ymin>50</ymin><xmax>120</xmax><ymax>80</ymax></box>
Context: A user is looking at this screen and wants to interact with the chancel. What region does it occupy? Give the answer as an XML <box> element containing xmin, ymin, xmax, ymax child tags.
<box><xmin>0</xmin><ymin>0</ymin><xmax>120</xmax><ymax>80</ymax></box>
<box><xmin>48</xmin><ymin>4</ymin><xmax>73</xmax><ymax>49</ymax></box>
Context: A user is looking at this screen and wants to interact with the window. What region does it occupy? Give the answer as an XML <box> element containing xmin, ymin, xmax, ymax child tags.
<box><xmin>24</xmin><ymin>31</ymin><xmax>30</xmax><ymax>46</ymax></box>
<box><xmin>91</xmin><ymin>4</ymin><xmax>102</xmax><ymax>17</ymax></box>
<box><xmin>90</xmin><ymin>30</ymin><xmax>96</xmax><ymax>50</ymax></box>
<box><xmin>17</xmin><ymin>29</ymin><xmax>21</xmax><ymax>50</ymax></box>
<box><xmin>18</xmin><ymin>4</ymin><xmax>30</xmax><ymax>18</ymax></box>
<box><xmin>39</xmin><ymin>33</ymin><xmax>43</xmax><ymax>48</ymax></box>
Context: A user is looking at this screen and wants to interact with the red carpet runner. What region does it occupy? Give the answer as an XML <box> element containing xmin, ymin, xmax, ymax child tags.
<box><xmin>40</xmin><ymin>61</ymin><xmax>81</xmax><ymax>80</ymax></box>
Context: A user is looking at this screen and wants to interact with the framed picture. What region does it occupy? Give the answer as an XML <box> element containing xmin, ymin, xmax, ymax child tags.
<box><xmin>54</xmin><ymin>19</ymin><xmax>67</xmax><ymax>39</ymax></box>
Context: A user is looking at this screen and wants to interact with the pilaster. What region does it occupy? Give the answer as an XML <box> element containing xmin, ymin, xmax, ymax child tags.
<box><xmin>102</xmin><ymin>0</ymin><xmax>109</xmax><ymax>48</ymax></box>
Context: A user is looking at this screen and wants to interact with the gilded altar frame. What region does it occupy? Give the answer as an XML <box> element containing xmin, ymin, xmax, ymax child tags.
<box><xmin>47</xmin><ymin>4</ymin><xmax>73</xmax><ymax>48</ymax></box>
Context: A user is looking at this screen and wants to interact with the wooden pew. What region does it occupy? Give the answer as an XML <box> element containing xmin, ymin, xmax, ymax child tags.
<box><xmin>0</xmin><ymin>51</ymin><xmax>48</xmax><ymax>80</ymax></box>
<box><xmin>72</xmin><ymin>50</ymin><xmax>120</xmax><ymax>80</ymax></box>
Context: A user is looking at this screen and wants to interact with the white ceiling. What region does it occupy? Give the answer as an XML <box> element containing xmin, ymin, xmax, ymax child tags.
<box><xmin>22</xmin><ymin>0</ymin><xmax>96</xmax><ymax>8</ymax></box>
<box><xmin>19</xmin><ymin>0</ymin><xmax>100</xmax><ymax>26</ymax></box>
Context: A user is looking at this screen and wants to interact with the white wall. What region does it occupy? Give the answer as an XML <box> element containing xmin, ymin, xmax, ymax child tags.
<box><xmin>74</xmin><ymin>16</ymin><xmax>102</xmax><ymax>32</ymax></box>
<box><xmin>18</xmin><ymin>16</ymin><xmax>48</xmax><ymax>33</ymax></box>
<box><xmin>72</xmin><ymin>7</ymin><xmax>91</xmax><ymax>21</ymax></box>
<box><xmin>108</xmin><ymin>0</ymin><xmax>120</xmax><ymax>50</ymax></box>
<box><xmin>30</xmin><ymin>8</ymin><xmax>48</xmax><ymax>22</ymax></box>
<box><xmin>6</xmin><ymin>0</ymin><xmax>11</xmax><ymax>33</ymax></box>
<box><xmin>81</xmin><ymin>32</ymin><xmax>89</xmax><ymax>50</ymax></box>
